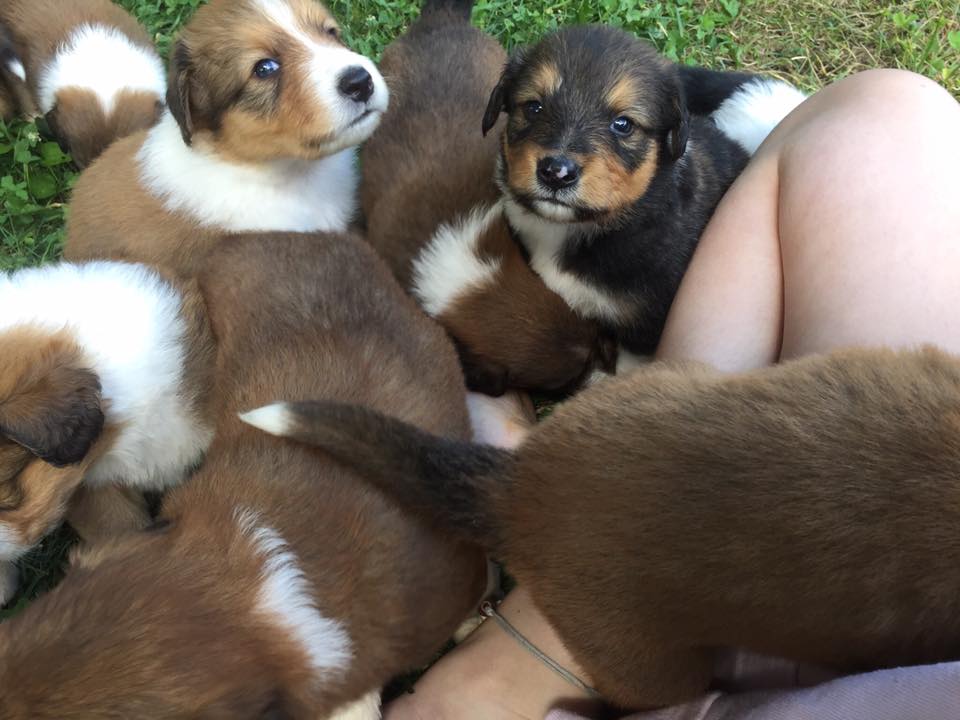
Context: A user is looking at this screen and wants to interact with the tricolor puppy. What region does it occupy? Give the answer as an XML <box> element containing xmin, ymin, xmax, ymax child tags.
<box><xmin>65</xmin><ymin>0</ymin><xmax>388</xmax><ymax>278</ymax></box>
<box><xmin>0</xmin><ymin>234</ymin><xmax>485</xmax><ymax>718</ymax></box>
<box><xmin>0</xmin><ymin>261</ymin><xmax>215</xmax><ymax>606</ymax></box>
<box><xmin>0</xmin><ymin>0</ymin><xmax>165</xmax><ymax>167</ymax></box>
<box><xmin>245</xmin><ymin>346</ymin><xmax>960</xmax><ymax>710</ymax></box>
<box><xmin>485</xmin><ymin>26</ymin><xmax>801</xmax><ymax>358</ymax></box>
<box><xmin>361</xmin><ymin>0</ymin><xmax>612</xmax><ymax>396</ymax></box>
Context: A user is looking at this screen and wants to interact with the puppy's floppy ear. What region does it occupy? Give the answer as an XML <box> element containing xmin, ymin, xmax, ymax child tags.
<box><xmin>667</xmin><ymin>82</ymin><xmax>691</xmax><ymax>160</ymax></box>
<box><xmin>167</xmin><ymin>39</ymin><xmax>195</xmax><ymax>145</ymax></box>
<box><xmin>0</xmin><ymin>365</ymin><xmax>104</xmax><ymax>468</ymax></box>
<box><xmin>482</xmin><ymin>48</ymin><xmax>528</xmax><ymax>137</ymax></box>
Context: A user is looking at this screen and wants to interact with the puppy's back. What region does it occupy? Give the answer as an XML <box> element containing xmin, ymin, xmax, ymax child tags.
<box><xmin>361</xmin><ymin>0</ymin><xmax>506</xmax><ymax>285</ymax></box>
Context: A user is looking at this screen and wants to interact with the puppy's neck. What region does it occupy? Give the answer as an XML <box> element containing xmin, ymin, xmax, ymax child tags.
<box><xmin>138</xmin><ymin>111</ymin><xmax>359</xmax><ymax>234</ymax></box>
<box><xmin>0</xmin><ymin>262</ymin><xmax>213</xmax><ymax>490</ymax></box>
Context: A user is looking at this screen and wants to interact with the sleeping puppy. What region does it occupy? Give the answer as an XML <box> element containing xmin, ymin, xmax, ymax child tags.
<box><xmin>65</xmin><ymin>0</ymin><xmax>388</xmax><ymax>279</ymax></box>
<box><xmin>0</xmin><ymin>0</ymin><xmax>165</xmax><ymax>167</ymax></box>
<box><xmin>244</xmin><ymin>346</ymin><xmax>960</xmax><ymax>710</ymax></box>
<box><xmin>0</xmin><ymin>261</ymin><xmax>215</xmax><ymax>606</ymax></box>
<box><xmin>361</xmin><ymin>0</ymin><xmax>612</xmax><ymax>396</ymax></box>
<box><xmin>482</xmin><ymin>26</ymin><xmax>791</xmax><ymax>358</ymax></box>
<box><xmin>0</xmin><ymin>234</ymin><xmax>486</xmax><ymax>718</ymax></box>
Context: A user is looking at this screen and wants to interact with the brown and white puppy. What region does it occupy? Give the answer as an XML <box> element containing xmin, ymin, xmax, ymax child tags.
<box><xmin>0</xmin><ymin>261</ymin><xmax>215</xmax><ymax>606</ymax></box>
<box><xmin>0</xmin><ymin>0</ymin><xmax>165</xmax><ymax>167</ymax></box>
<box><xmin>65</xmin><ymin>0</ymin><xmax>388</xmax><ymax>279</ymax></box>
<box><xmin>245</xmin><ymin>346</ymin><xmax>960</xmax><ymax>710</ymax></box>
<box><xmin>0</xmin><ymin>234</ymin><xmax>486</xmax><ymax>719</ymax></box>
<box><xmin>361</xmin><ymin>0</ymin><xmax>612</xmax><ymax>397</ymax></box>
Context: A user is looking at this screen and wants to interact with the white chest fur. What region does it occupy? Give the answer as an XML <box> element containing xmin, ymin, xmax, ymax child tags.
<box><xmin>138</xmin><ymin>112</ymin><xmax>359</xmax><ymax>234</ymax></box>
<box><xmin>0</xmin><ymin>262</ymin><xmax>212</xmax><ymax>490</ymax></box>
<box><xmin>503</xmin><ymin>199</ymin><xmax>630</xmax><ymax>324</ymax></box>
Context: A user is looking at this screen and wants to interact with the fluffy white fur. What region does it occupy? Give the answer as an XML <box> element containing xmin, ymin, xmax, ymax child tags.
<box><xmin>327</xmin><ymin>691</ymin><xmax>382</xmax><ymax>720</ymax></box>
<box><xmin>0</xmin><ymin>261</ymin><xmax>212</xmax><ymax>490</ymax></box>
<box><xmin>412</xmin><ymin>203</ymin><xmax>504</xmax><ymax>317</ymax></box>
<box><xmin>255</xmin><ymin>0</ymin><xmax>388</xmax><ymax>155</ymax></box>
<box><xmin>504</xmin><ymin>199</ymin><xmax>629</xmax><ymax>323</ymax></box>
<box><xmin>236</xmin><ymin>509</ymin><xmax>353</xmax><ymax>678</ymax></box>
<box><xmin>713</xmin><ymin>78</ymin><xmax>808</xmax><ymax>155</ymax></box>
<box><xmin>139</xmin><ymin>112</ymin><xmax>360</xmax><ymax>233</ymax></box>
<box><xmin>36</xmin><ymin>23</ymin><xmax>165</xmax><ymax>115</ymax></box>
<box><xmin>239</xmin><ymin>404</ymin><xmax>294</xmax><ymax>438</ymax></box>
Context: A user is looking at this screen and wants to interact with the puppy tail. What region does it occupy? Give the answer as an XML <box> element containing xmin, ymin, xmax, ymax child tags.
<box><xmin>240</xmin><ymin>401</ymin><xmax>511</xmax><ymax>550</ymax></box>
<box><xmin>420</xmin><ymin>0</ymin><xmax>474</xmax><ymax>21</ymax></box>
<box><xmin>710</xmin><ymin>76</ymin><xmax>808</xmax><ymax>155</ymax></box>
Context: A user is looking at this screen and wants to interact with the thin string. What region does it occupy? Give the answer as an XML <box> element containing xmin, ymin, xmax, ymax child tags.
<box><xmin>479</xmin><ymin>600</ymin><xmax>602</xmax><ymax>699</ymax></box>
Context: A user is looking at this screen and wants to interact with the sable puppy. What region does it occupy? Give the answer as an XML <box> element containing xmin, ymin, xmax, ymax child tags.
<box><xmin>65</xmin><ymin>0</ymin><xmax>388</xmax><ymax>279</ymax></box>
<box><xmin>0</xmin><ymin>0</ymin><xmax>165</xmax><ymax>167</ymax></box>
<box><xmin>484</xmin><ymin>26</ymin><xmax>797</xmax><ymax>357</ymax></box>
<box><xmin>246</xmin><ymin>346</ymin><xmax>960</xmax><ymax>709</ymax></box>
<box><xmin>0</xmin><ymin>261</ymin><xmax>215</xmax><ymax>606</ymax></box>
<box><xmin>361</xmin><ymin>0</ymin><xmax>611</xmax><ymax>396</ymax></box>
<box><xmin>0</xmin><ymin>234</ymin><xmax>485</xmax><ymax>719</ymax></box>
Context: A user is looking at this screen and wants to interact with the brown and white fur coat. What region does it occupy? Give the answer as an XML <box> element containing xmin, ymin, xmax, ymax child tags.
<box><xmin>0</xmin><ymin>0</ymin><xmax>165</xmax><ymax>167</ymax></box>
<box><xmin>246</xmin><ymin>346</ymin><xmax>960</xmax><ymax>711</ymax></box>
<box><xmin>0</xmin><ymin>233</ymin><xmax>486</xmax><ymax>719</ymax></box>
<box><xmin>0</xmin><ymin>261</ymin><xmax>214</xmax><ymax>606</ymax></box>
<box><xmin>64</xmin><ymin>0</ymin><xmax>388</xmax><ymax>278</ymax></box>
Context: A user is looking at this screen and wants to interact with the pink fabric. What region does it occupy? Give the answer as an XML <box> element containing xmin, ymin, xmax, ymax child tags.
<box><xmin>546</xmin><ymin>661</ymin><xmax>960</xmax><ymax>720</ymax></box>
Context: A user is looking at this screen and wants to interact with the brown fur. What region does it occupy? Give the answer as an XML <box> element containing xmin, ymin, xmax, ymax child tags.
<box><xmin>577</xmin><ymin>143</ymin><xmax>659</xmax><ymax>214</ymax></box>
<box><xmin>440</xmin><ymin>209</ymin><xmax>615</xmax><ymax>395</ymax></box>
<box><xmin>0</xmin><ymin>0</ymin><xmax>163</xmax><ymax>167</ymax></box>
<box><xmin>0</xmin><ymin>233</ymin><xmax>487</xmax><ymax>718</ymax></box>
<box><xmin>0</xmin><ymin>274</ymin><xmax>215</xmax><ymax>587</ymax></box>
<box><xmin>167</xmin><ymin>0</ymin><xmax>343</xmax><ymax>159</ymax></box>
<box><xmin>65</xmin><ymin>0</ymin><xmax>376</xmax><ymax>278</ymax></box>
<box><xmin>261</xmin><ymin>346</ymin><xmax>960</xmax><ymax>710</ymax></box>
<box><xmin>360</xmin><ymin>3</ymin><xmax>507</xmax><ymax>286</ymax></box>
<box><xmin>65</xmin><ymin>129</ymin><xmax>224</xmax><ymax>278</ymax></box>
<box><xmin>360</xmin><ymin>1</ymin><xmax>611</xmax><ymax>395</ymax></box>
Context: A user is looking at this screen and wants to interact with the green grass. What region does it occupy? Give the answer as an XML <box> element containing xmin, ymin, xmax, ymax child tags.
<box><xmin>1</xmin><ymin>0</ymin><xmax>958</xmax><ymax>611</ymax></box>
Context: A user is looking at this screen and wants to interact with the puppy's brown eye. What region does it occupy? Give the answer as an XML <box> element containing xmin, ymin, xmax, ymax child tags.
<box><xmin>326</xmin><ymin>26</ymin><xmax>340</xmax><ymax>39</ymax></box>
<box><xmin>253</xmin><ymin>58</ymin><xmax>281</xmax><ymax>79</ymax></box>
<box><xmin>523</xmin><ymin>100</ymin><xmax>543</xmax><ymax>121</ymax></box>
<box><xmin>610</xmin><ymin>116</ymin><xmax>634</xmax><ymax>137</ymax></box>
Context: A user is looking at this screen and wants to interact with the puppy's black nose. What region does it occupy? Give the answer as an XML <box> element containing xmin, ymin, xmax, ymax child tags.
<box><xmin>537</xmin><ymin>156</ymin><xmax>581</xmax><ymax>191</ymax></box>
<box><xmin>338</xmin><ymin>66</ymin><xmax>374</xmax><ymax>103</ymax></box>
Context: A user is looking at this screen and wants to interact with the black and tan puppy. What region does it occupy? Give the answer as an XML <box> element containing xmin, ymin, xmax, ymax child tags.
<box><xmin>361</xmin><ymin>0</ymin><xmax>612</xmax><ymax>396</ymax></box>
<box><xmin>246</xmin><ymin>346</ymin><xmax>960</xmax><ymax>710</ymax></box>
<box><xmin>485</xmin><ymin>26</ymin><xmax>752</xmax><ymax>359</ymax></box>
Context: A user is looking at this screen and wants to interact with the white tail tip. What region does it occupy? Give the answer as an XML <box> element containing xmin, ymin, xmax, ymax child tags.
<box><xmin>238</xmin><ymin>403</ymin><xmax>294</xmax><ymax>437</ymax></box>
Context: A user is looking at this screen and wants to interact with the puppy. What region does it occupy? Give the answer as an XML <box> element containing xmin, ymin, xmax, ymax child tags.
<box><xmin>0</xmin><ymin>233</ymin><xmax>486</xmax><ymax>718</ymax></box>
<box><xmin>0</xmin><ymin>0</ymin><xmax>165</xmax><ymax>167</ymax></box>
<box><xmin>483</xmin><ymin>26</ymin><xmax>793</xmax><ymax>358</ymax></box>
<box><xmin>361</xmin><ymin>0</ymin><xmax>612</xmax><ymax>396</ymax></box>
<box><xmin>245</xmin><ymin>346</ymin><xmax>960</xmax><ymax>710</ymax></box>
<box><xmin>64</xmin><ymin>0</ymin><xmax>388</xmax><ymax>278</ymax></box>
<box><xmin>0</xmin><ymin>261</ymin><xmax>215</xmax><ymax>606</ymax></box>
